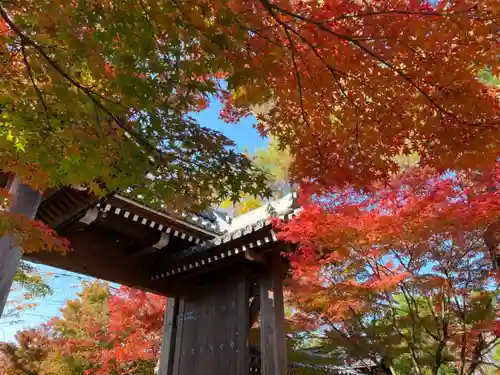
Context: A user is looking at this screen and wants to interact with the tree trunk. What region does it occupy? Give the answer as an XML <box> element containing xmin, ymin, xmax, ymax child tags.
<box><xmin>484</xmin><ymin>220</ymin><xmax>500</xmax><ymax>269</ymax></box>
<box><xmin>466</xmin><ymin>334</ymin><xmax>486</xmax><ymax>375</ymax></box>
<box><xmin>0</xmin><ymin>176</ymin><xmax>42</xmax><ymax>318</ymax></box>
<box><xmin>432</xmin><ymin>341</ymin><xmax>447</xmax><ymax>375</ymax></box>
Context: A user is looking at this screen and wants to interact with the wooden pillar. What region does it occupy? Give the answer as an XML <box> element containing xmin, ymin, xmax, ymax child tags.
<box><xmin>0</xmin><ymin>176</ymin><xmax>42</xmax><ymax>318</ymax></box>
<box><xmin>171</xmin><ymin>299</ymin><xmax>185</xmax><ymax>375</ymax></box>
<box><xmin>259</xmin><ymin>250</ymin><xmax>287</xmax><ymax>375</ymax></box>
<box><xmin>157</xmin><ymin>298</ymin><xmax>179</xmax><ymax>375</ymax></box>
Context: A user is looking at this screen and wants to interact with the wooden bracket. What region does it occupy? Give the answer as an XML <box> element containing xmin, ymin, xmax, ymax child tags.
<box><xmin>79</xmin><ymin>207</ymin><xmax>99</xmax><ymax>225</ymax></box>
<box><xmin>153</xmin><ymin>232</ymin><xmax>171</xmax><ymax>249</ymax></box>
<box><xmin>132</xmin><ymin>233</ymin><xmax>170</xmax><ymax>259</ymax></box>
<box><xmin>245</xmin><ymin>248</ymin><xmax>266</xmax><ymax>263</ymax></box>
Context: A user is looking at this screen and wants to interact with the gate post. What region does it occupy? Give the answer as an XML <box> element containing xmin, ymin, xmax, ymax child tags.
<box><xmin>259</xmin><ymin>250</ymin><xmax>287</xmax><ymax>375</ymax></box>
<box><xmin>0</xmin><ymin>175</ymin><xmax>42</xmax><ymax>318</ymax></box>
<box><xmin>158</xmin><ymin>298</ymin><xmax>179</xmax><ymax>375</ymax></box>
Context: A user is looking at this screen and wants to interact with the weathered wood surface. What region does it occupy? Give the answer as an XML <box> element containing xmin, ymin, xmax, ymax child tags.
<box><xmin>0</xmin><ymin>176</ymin><xmax>42</xmax><ymax>318</ymax></box>
<box><xmin>24</xmin><ymin>223</ymin><xmax>166</xmax><ymax>294</ymax></box>
<box><xmin>172</xmin><ymin>298</ymin><xmax>186</xmax><ymax>375</ymax></box>
<box><xmin>259</xmin><ymin>251</ymin><xmax>287</xmax><ymax>375</ymax></box>
<box><xmin>172</xmin><ymin>272</ymin><xmax>248</xmax><ymax>375</ymax></box>
<box><xmin>236</xmin><ymin>272</ymin><xmax>250</xmax><ymax>375</ymax></box>
<box><xmin>158</xmin><ymin>298</ymin><xmax>179</xmax><ymax>375</ymax></box>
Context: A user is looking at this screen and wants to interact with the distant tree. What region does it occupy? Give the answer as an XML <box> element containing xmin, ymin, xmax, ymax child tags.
<box><xmin>13</xmin><ymin>262</ymin><xmax>52</xmax><ymax>300</ymax></box>
<box><xmin>253</xmin><ymin>137</ymin><xmax>293</xmax><ymax>195</ymax></box>
<box><xmin>0</xmin><ymin>329</ymin><xmax>49</xmax><ymax>375</ymax></box>
<box><xmin>45</xmin><ymin>282</ymin><xmax>165</xmax><ymax>375</ymax></box>
<box><xmin>1</xmin><ymin>262</ymin><xmax>52</xmax><ymax>326</ymax></box>
<box><xmin>0</xmin><ymin>281</ymin><xmax>166</xmax><ymax>375</ymax></box>
<box><xmin>219</xmin><ymin>137</ymin><xmax>293</xmax><ymax>216</ymax></box>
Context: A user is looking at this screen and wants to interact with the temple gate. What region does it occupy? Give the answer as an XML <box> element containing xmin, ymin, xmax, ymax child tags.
<box><xmin>0</xmin><ymin>174</ymin><xmax>299</xmax><ymax>375</ymax></box>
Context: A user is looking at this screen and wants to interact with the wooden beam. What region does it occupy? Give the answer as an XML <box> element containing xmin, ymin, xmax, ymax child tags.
<box><xmin>259</xmin><ymin>251</ymin><xmax>287</xmax><ymax>375</ymax></box>
<box><xmin>24</xmin><ymin>223</ymin><xmax>174</xmax><ymax>296</ymax></box>
<box><xmin>157</xmin><ymin>298</ymin><xmax>179</xmax><ymax>375</ymax></box>
<box><xmin>0</xmin><ymin>176</ymin><xmax>42</xmax><ymax>318</ymax></box>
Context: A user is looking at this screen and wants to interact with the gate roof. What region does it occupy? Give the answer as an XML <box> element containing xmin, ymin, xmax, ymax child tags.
<box><xmin>20</xmin><ymin>185</ymin><xmax>298</xmax><ymax>295</ymax></box>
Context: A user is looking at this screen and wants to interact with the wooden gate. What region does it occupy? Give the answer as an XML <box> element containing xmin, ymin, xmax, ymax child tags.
<box><xmin>171</xmin><ymin>273</ymin><xmax>249</xmax><ymax>375</ymax></box>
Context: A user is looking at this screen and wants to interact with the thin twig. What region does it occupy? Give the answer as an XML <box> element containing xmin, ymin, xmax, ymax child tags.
<box><xmin>318</xmin><ymin>7</ymin><xmax>479</xmax><ymax>24</ymax></box>
<box><xmin>20</xmin><ymin>41</ymin><xmax>49</xmax><ymax>115</ymax></box>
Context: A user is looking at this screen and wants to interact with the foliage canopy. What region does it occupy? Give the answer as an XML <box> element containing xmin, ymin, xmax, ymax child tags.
<box><xmin>279</xmin><ymin>164</ymin><xmax>500</xmax><ymax>374</ymax></box>
<box><xmin>1</xmin><ymin>0</ymin><xmax>497</xmax><ymax>200</ymax></box>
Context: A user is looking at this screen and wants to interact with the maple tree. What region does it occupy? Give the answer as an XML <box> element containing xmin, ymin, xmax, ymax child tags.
<box><xmin>0</xmin><ymin>281</ymin><xmax>167</xmax><ymax>375</ymax></box>
<box><xmin>220</xmin><ymin>137</ymin><xmax>293</xmax><ymax>215</ymax></box>
<box><xmin>0</xmin><ymin>2</ymin><xmax>270</xmax><ymax>209</ymax></box>
<box><xmin>0</xmin><ymin>282</ymin><xmax>341</xmax><ymax>375</ymax></box>
<box><xmin>0</xmin><ymin>187</ymin><xmax>68</xmax><ymax>257</ymax></box>
<box><xmin>0</xmin><ymin>329</ymin><xmax>50</xmax><ymax>375</ymax></box>
<box><xmin>46</xmin><ymin>282</ymin><xmax>165</xmax><ymax>375</ymax></box>
<box><xmin>278</xmin><ymin>164</ymin><xmax>500</xmax><ymax>374</ymax></box>
<box><xmin>1</xmin><ymin>261</ymin><xmax>53</xmax><ymax>326</ymax></box>
<box><xmin>223</xmin><ymin>0</ymin><xmax>499</xmax><ymax>190</ymax></box>
<box><xmin>12</xmin><ymin>262</ymin><xmax>52</xmax><ymax>301</ymax></box>
<box><xmin>0</xmin><ymin>0</ymin><xmax>497</xmax><ymax>200</ymax></box>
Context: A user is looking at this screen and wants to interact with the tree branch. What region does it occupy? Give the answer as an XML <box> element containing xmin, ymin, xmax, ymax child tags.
<box><xmin>259</xmin><ymin>0</ymin><xmax>329</xmax><ymax>177</ymax></box>
<box><xmin>0</xmin><ymin>6</ymin><xmax>161</xmax><ymax>155</ymax></box>
<box><xmin>258</xmin><ymin>0</ymin><xmax>499</xmax><ymax>129</ymax></box>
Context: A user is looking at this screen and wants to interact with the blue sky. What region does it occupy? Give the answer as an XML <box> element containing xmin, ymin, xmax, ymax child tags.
<box><xmin>0</xmin><ymin>266</ymin><xmax>96</xmax><ymax>342</ymax></box>
<box><xmin>191</xmin><ymin>99</ymin><xmax>267</xmax><ymax>154</ymax></box>
<box><xmin>0</xmin><ymin>98</ymin><xmax>268</xmax><ymax>342</ymax></box>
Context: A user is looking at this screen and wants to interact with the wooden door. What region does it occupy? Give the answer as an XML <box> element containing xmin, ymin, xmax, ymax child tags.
<box><xmin>173</xmin><ymin>273</ymin><xmax>249</xmax><ymax>375</ymax></box>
